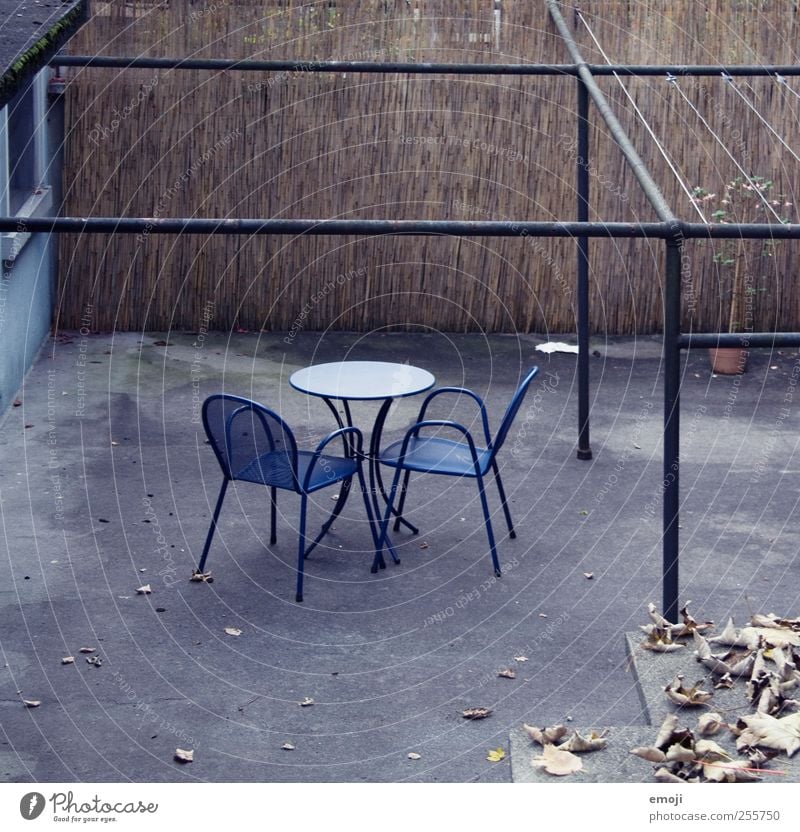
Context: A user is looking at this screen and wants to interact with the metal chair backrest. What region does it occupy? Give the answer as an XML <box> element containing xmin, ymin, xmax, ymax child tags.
<box><xmin>489</xmin><ymin>367</ymin><xmax>540</xmax><ymax>457</ymax></box>
<box><xmin>202</xmin><ymin>394</ymin><xmax>300</xmax><ymax>489</ymax></box>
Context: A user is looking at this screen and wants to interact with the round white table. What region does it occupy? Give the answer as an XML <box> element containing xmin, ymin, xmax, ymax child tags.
<box><xmin>290</xmin><ymin>361</ymin><xmax>435</xmax><ymax>569</ymax></box>
<box><xmin>290</xmin><ymin>361</ymin><xmax>435</xmax><ymax>403</ymax></box>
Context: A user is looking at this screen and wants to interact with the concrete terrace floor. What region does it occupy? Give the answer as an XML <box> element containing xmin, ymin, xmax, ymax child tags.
<box><xmin>0</xmin><ymin>330</ymin><xmax>798</xmax><ymax>783</ymax></box>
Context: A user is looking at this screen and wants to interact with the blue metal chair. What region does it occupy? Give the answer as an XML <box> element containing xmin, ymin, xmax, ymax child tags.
<box><xmin>199</xmin><ymin>394</ymin><xmax>379</xmax><ymax>602</ymax></box>
<box><xmin>376</xmin><ymin>368</ymin><xmax>540</xmax><ymax>576</ymax></box>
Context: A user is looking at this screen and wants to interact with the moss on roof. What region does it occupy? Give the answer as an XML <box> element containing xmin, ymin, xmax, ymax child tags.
<box><xmin>0</xmin><ymin>1</ymin><xmax>88</xmax><ymax>110</ymax></box>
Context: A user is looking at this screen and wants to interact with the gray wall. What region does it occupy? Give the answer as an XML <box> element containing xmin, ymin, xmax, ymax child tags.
<box><xmin>0</xmin><ymin>70</ymin><xmax>63</xmax><ymax>413</ymax></box>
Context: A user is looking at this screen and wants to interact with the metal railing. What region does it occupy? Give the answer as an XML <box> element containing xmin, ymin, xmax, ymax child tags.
<box><xmin>2</xmin><ymin>0</ymin><xmax>799</xmax><ymax>619</ymax></box>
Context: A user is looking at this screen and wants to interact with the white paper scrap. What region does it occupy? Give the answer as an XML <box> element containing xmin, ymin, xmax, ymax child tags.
<box><xmin>535</xmin><ymin>342</ymin><xmax>579</xmax><ymax>354</ymax></box>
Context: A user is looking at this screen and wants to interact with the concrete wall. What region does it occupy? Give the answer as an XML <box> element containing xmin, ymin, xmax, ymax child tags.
<box><xmin>0</xmin><ymin>69</ymin><xmax>62</xmax><ymax>413</ymax></box>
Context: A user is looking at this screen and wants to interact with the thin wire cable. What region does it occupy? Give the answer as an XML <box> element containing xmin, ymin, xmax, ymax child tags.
<box><xmin>724</xmin><ymin>75</ymin><xmax>800</xmax><ymax>165</ymax></box>
<box><xmin>669</xmin><ymin>78</ymin><xmax>785</xmax><ymax>223</ymax></box>
<box><xmin>577</xmin><ymin>12</ymin><xmax>707</xmax><ymax>222</ymax></box>
<box><xmin>777</xmin><ymin>74</ymin><xmax>800</xmax><ymax>103</ymax></box>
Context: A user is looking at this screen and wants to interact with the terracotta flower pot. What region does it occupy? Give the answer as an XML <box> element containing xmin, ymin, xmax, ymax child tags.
<box><xmin>708</xmin><ymin>347</ymin><xmax>748</xmax><ymax>375</ymax></box>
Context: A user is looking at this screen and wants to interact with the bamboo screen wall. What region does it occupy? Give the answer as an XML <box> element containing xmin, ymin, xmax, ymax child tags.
<box><xmin>57</xmin><ymin>1</ymin><xmax>800</xmax><ymax>334</ymax></box>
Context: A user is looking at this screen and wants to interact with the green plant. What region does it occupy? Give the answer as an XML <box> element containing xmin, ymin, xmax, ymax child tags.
<box><xmin>691</xmin><ymin>177</ymin><xmax>793</xmax><ymax>333</ymax></box>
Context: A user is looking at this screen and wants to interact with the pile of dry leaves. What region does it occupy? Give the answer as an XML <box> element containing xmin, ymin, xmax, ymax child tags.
<box><xmin>522</xmin><ymin>603</ymin><xmax>799</xmax><ymax>781</ymax></box>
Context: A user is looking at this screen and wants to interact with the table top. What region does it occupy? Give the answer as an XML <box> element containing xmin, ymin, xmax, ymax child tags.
<box><xmin>290</xmin><ymin>361</ymin><xmax>435</xmax><ymax>401</ymax></box>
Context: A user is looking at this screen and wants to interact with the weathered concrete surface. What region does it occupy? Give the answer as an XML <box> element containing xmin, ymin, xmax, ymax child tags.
<box><xmin>0</xmin><ymin>331</ymin><xmax>798</xmax><ymax>782</ymax></box>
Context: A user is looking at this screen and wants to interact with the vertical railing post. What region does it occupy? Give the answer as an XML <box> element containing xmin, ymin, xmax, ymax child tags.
<box><xmin>576</xmin><ymin>78</ymin><xmax>592</xmax><ymax>460</ymax></box>
<box><xmin>663</xmin><ymin>233</ymin><xmax>683</xmax><ymax>622</ymax></box>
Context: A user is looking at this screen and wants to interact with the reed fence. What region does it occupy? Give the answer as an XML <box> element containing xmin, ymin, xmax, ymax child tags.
<box><xmin>56</xmin><ymin>1</ymin><xmax>800</xmax><ymax>334</ymax></box>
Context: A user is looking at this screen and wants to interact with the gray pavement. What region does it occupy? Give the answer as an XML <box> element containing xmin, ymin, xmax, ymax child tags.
<box><xmin>0</xmin><ymin>331</ymin><xmax>798</xmax><ymax>782</ymax></box>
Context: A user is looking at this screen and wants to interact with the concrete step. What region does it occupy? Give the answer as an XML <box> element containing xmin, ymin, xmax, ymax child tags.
<box><xmin>509</xmin><ymin>632</ymin><xmax>800</xmax><ymax>782</ymax></box>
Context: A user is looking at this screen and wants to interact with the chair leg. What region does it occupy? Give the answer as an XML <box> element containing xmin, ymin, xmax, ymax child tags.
<box><xmin>356</xmin><ymin>463</ymin><xmax>386</xmax><ymax>572</ymax></box>
<box><xmin>269</xmin><ymin>487</ymin><xmax>277</xmax><ymax>545</ymax></box>
<box><xmin>392</xmin><ymin>470</ymin><xmax>412</xmax><ymax>532</ymax></box>
<box><xmin>373</xmin><ymin>466</ymin><xmax>403</xmax><ymax>572</ymax></box>
<box><xmin>476</xmin><ymin>472</ymin><xmax>501</xmax><ymax>577</ymax></box>
<box><xmin>296</xmin><ymin>494</ymin><xmax>308</xmax><ymax>602</ymax></box>
<box><xmin>492</xmin><ymin>461</ymin><xmax>515</xmax><ymax>538</ymax></box>
<box><xmin>198</xmin><ymin>479</ymin><xmax>229</xmax><ymax>572</ymax></box>
<box><xmin>305</xmin><ymin>475</ymin><xmax>352</xmax><ymax>559</ymax></box>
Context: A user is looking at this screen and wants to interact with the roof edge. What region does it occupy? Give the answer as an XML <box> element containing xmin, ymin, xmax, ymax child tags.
<box><xmin>0</xmin><ymin>1</ymin><xmax>89</xmax><ymax>111</ymax></box>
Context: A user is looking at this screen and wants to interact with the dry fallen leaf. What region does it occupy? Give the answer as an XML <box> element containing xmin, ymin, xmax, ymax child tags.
<box><xmin>694</xmin><ymin>738</ymin><xmax>730</xmax><ymax>762</ymax></box>
<box><xmin>708</xmin><ymin>617</ymin><xmax>747</xmax><ymax>646</ymax></box>
<box><xmin>736</xmin><ymin>711</ymin><xmax>800</xmax><ymax>757</ymax></box>
<box><xmin>697</xmin><ymin>712</ymin><xmax>726</xmax><ymax>736</ymax></box>
<box><xmin>299</xmin><ymin>697</ymin><xmax>315</xmax><ymax>707</ymax></box>
<box><xmin>647</xmin><ymin>602</ymin><xmax>674</xmax><ymax>629</ymax></box>
<box><xmin>654</xmin><ymin>767</ymin><xmax>684</xmax><ymax>783</ymax></box>
<box><xmin>487</xmin><ymin>747</ymin><xmax>506</xmax><ymax>763</ymax></box>
<box><xmin>693</xmin><ymin>631</ymin><xmax>746</xmax><ymax>676</ymax></box>
<box><xmin>664</xmin><ymin>743</ymin><xmax>695</xmax><ymax>763</ymax></box>
<box><xmin>407</xmin><ymin>752</ymin><xmax>421</xmax><ymax>760</ymax></box>
<box><xmin>497</xmin><ymin>668</ymin><xmax>516</xmax><ymax>679</ymax></box>
<box><xmin>665</xmin><ymin>674</ymin><xmax>713</xmax><ymax>707</ymax></box>
<box><xmin>672</xmin><ymin>602</ymin><xmax>714</xmax><ymax>639</ymax></box>
<box><xmin>531</xmin><ymin>744</ymin><xmax>583</xmax><ymax>776</ymax></box>
<box><xmin>281</xmin><ymin>743</ymin><xmax>295</xmax><ymax>751</ymax></box>
<box><xmin>654</xmin><ymin>714</ymin><xmax>679</xmax><ymax>748</ymax></box>
<box><xmin>136</xmin><ymin>584</ymin><xmax>152</xmax><ymax>595</ymax></box>
<box><xmin>642</xmin><ymin>627</ymin><xmax>684</xmax><ymax>653</ymax></box>
<box><xmin>523</xmin><ymin>723</ymin><xmax>567</xmax><ymax>746</ymax></box>
<box><xmin>61</xmin><ymin>656</ymin><xmax>75</xmax><ymax>665</ymax></box>
<box><xmin>174</xmin><ymin>748</ymin><xmax>194</xmax><ymax>763</ymax></box>
<box><xmin>751</xmin><ymin>614</ymin><xmax>785</xmax><ymax>630</ymax></box>
<box><xmin>224</xmin><ymin>627</ymin><xmax>242</xmax><ymax>637</ymax></box>
<box><xmin>558</xmin><ymin>730</ymin><xmax>607</xmax><ymax>753</ymax></box>
<box><xmin>747</xmin><ymin>747</ymin><xmax>779</xmax><ymax>767</ymax></box>
<box><xmin>702</xmin><ymin>759</ymin><xmax>761</xmax><ymax>783</ymax></box>
<box><xmin>714</xmin><ymin>673</ymin><xmax>735</xmax><ymax>690</ymax></box>
<box><xmin>23</xmin><ymin>699</ymin><xmax>41</xmax><ymax>708</ymax></box>
<box><xmin>462</xmin><ymin>707</ymin><xmax>492</xmax><ymax>720</ymax></box>
<box><xmin>630</xmin><ymin>746</ymin><xmax>667</xmax><ymax>763</ymax></box>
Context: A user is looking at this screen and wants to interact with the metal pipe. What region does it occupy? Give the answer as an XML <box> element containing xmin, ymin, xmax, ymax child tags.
<box><xmin>683</xmin><ymin>222</ymin><xmax>800</xmax><ymax>239</ymax></box>
<box><xmin>680</xmin><ymin>332</ymin><xmax>800</xmax><ymax>348</ymax></box>
<box><xmin>52</xmin><ymin>55</ymin><xmax>579</xmax><ymax>75</ymax></box>
<box><xmin>588</xmin><ymin>65</ymin><xmax>800</xmax><ymax>77</ymax></box>
<box><xmin>0</xmin><ymin>217</ymin><xmax>670</xmax><ymax>237</ymax></box>
<box><xmin>663</xmin><ymin>236</ymin><xmax>683</xmax><ymax>623</ymax></box>
<box><xmin>50</xmin><ymin>55</ymin><xmax>800</xmax><ymax>78</ymax></box>
<box><xmin>547</xmin><ymin>0</ymin><xmax>677</xmax><ymax>224</ymax></box>
<box><xmin>4</xmin><ymin>216</ymin><xmax>800</xmax><ymax>240</ymax></box>
<box><xmin>576</xmin><ymin>80</ymin><xmax>592</xmax><ymax>460</ymax></box>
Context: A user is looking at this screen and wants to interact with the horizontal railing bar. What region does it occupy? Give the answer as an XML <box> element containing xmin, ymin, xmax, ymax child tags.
<box><xmin>50</xmin><ymin>55</ymin><xmax>800</xmax><ymax>78</ymax></box>
<box><xmin>680</xmin><ymin>333</ymin><xmax>800</xmax><ymax>348</ymax></box>
<box><xmin>52</xmin><ymin>56</ymin><xmax>581</xmax><ymax>75</ymax></box>
<box><xmin>0</xmin><ymin>217</ymin><xmax>664</xmax><ymax>237</ymax></box>
<box><xmin>3</xmin><ymin>217</ymin><xmax>800</xmax><ymax>239</ymax></box>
